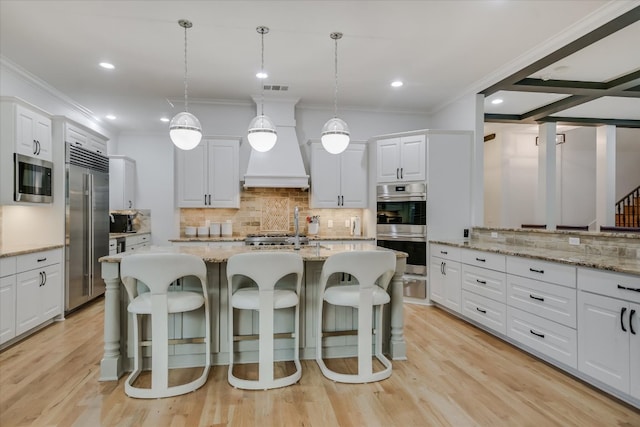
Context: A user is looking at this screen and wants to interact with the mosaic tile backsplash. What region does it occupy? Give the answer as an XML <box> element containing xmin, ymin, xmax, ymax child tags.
<box><xmin>180</xmin><ymin>187</ymin><xmax>364</xmax><ymax>237</ymax></box>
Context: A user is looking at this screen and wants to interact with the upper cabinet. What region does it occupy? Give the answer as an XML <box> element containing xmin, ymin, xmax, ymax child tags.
<box><xmin>61</xmin><ymin>121</ymin><xmax>107</xmax><ymax>155</ymax></box>
<box><xmin>1</xmin><ymin>98</ymin><xmax>53</xmax><ymax>161</ymax></box>
<box><xmin>310</xmin><ymin>141</ymin><xmax>368</xmax><ymax>208</ymax></box>
<box><xmin>176</xmin><ymin>137</ymin><xmax>240</xmax><ymax>208</ymax></box>
<box><xmin>376</xmin><ymin>134</ymin><xmax>425</xmax><ymax>183</ymax></box>
<box><xmin>109</xmin><ymin>156</ymin><xmax>136</xmax><ymax>210</ymax></box>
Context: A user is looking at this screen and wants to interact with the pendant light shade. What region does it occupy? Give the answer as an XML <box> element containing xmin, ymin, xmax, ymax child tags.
<box><xmin>321</xmin><ymin>32</ymin><xmax>349</xmax><ymax>154</ymax></box>
<box><xmin>248</xmin><ymin>26</ymin><xmax>277</xmax><ymax>152</ymax></box>
<box><xmin>321</xmin><ymin>117</ymin><xmax>350</xmax><ymax>154</ymax></box>
<box><xmin>170</xmin><ymin>19</ymin><xmax>202</xmax><ymax>150</ymax></box>
<box><xmin>247</xmin><ymin>114</ymin><xmax>277</xmax><ymax>152</ymax></box>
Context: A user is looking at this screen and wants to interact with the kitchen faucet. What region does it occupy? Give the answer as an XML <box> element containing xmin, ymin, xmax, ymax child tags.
<box><xmin>293</xmin><ymin>206</ymin><xmax>300</xmax><ymax>250</ymax></box>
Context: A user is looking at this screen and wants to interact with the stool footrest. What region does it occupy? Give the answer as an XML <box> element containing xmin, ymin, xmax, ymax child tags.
<box><xmin>233</xmin><ymin>332</ymin><xmax>294</xmax><ymax>342</ymax></box>
<box><xmin>140</xmin><ymin>337</ymin><xmax>206</xmax><ymax>347</ymax></box>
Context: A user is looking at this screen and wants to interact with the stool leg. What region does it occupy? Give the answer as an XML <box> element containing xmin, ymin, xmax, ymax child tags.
<box><xmin>259</xmin><ymin>290</ymin><xmax>275</xmax><ymax>385</ymax></box>
<box><xmin>151</xmin><ymin>294</ymin><xmax>169</xmax><ymax>390</ymax></box>
<box><xmin>357</xmin><ymin>289</ymin><xmax>374</xmax><ymax>377</ymax></box>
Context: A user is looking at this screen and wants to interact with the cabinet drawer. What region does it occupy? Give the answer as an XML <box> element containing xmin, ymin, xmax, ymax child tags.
<box><xmin>578</xmin><ymin>267</ymin><xmax>640</xmax><ymax>304</ymax></box>
<box><xmin>462</xmin><ymin>264</ymin><xmax>506</xmax><ymax>303</ymax></box>
<box><xmin>461</xmin><ymin>290</ymin><xmax>506</xmax><ymax>335</ymax></box>
<box><xmin>507</xmin><ymin>274</ymin><xmax>577</xmax><ymax>328</ymax></box>
<box><xmin>507</xmin><ymin>256</ymin><xmax>576</xmax><ymax>287</ymax></box>
<box><xmin>1</xmin><ymin>257</ymin><xmax>17</xmax><ymax>277</ymax></box>
<box><xmin>430</xmin><ymin>244</ymin><xmax>461</xmax><ymax>262</ymax></box>
<box><xmin>461</xmin><ymin>249</ymin><xmax>505</xmax><ymax>272</ymax></box>
<box><xmin>17</xmin><ymin>249</ymin><xmax>62</xmax><ymax>272</ymax></box>
<box><xmin>507</xmin><ymin>306</ymin><xmax>577</xmax><ymax>368</ymax></box>
<box><xmin>126</xmin><ymin>233</ymin><xmax>150</xmax><ymax>247</ymax></box>
<box><xmin>108</xmin><ymin>239</ymin><xmax>117</xmax><ymax>251</ymax></box>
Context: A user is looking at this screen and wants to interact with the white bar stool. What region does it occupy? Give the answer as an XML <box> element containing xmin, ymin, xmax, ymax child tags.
<box><xmin>226</xmin><ymin>252</ymin><xmax>303</xmax><ymax>390</ymax></box>
<box><xmin>316</xmin><ymin>250</ymin><xmax>396</xmax><ymax>383</ymax></box>
<box><xmin>120</xmin><ymin>252</ymin><xmax>211</xmax><ymax>398</ymax></box>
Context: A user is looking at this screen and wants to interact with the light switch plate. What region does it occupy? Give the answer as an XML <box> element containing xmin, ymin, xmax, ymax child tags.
<box><xmin>328</xmin><ymin>220</ymin><xmax>333</xmax><ymax>228</ymax></box>
<box><xmin>491</xmin><ymin>232</ymin><xmax>498</xmax><ymax>238</ymax></box>
<box><xmin>569</xmin><ymin>237</ymin><xmax>580</xmax><ymax>245</ymax></box>
<box><xmin>345</xmin><ymin>219</ymin><xmax>350</xmax><ymax>227</ymax></box>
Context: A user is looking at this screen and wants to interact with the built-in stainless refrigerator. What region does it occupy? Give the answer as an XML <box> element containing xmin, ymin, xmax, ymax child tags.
<box><xmin>65</xmin><ymin>143</ymin><xmax>109</xmax><ymax>312</ymax></box>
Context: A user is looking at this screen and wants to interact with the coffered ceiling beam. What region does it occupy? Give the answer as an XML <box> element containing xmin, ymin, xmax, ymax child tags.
<box><xmin>480</xmin><ymin>6</ymin><xmax>640</xmax><ymax>97</ymax></box>
<box><xmin>485</xmin><ymin>114</ymin><xmax>640</xmax><ymax>129</ymax></box>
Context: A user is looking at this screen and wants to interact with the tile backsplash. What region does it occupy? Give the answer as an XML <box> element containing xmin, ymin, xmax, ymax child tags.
<box><xmin>180</xmin><ymin>187</ymin><xmax>364</xmax><ymax>237</ymax></box>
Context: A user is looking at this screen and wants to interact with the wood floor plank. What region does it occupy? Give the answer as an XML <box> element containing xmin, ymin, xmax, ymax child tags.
<box><xmin>1</xmin><ymin>299</ymin><xmax>639</xmax><ymax>426</ymax></box>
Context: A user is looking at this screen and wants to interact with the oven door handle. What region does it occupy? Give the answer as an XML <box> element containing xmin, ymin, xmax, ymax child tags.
<box><xmin>377</xmin><ymin>195</ymin><xmax>426</xmax><ymax>202</ymax></box>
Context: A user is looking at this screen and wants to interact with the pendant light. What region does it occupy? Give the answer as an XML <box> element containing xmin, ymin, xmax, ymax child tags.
<box><xmin>169</xmin><ymin>19</ymin><xmax>202</xmax><ymax>150</ymax></box>
<box><xmin>321</xmin><ymin>32</ymin><xmax>350</xmax><ymax>154</ymax></box>
<box><xmin>247</xmin><ymin>26</ymin><xmax>277</xmax><ymax>152</ymax></box>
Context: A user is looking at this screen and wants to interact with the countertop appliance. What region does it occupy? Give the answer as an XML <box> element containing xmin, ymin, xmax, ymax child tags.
<box><xmin>245</xmin><ymin>233</ymin><xmax>309</xmax><ymax>246</ymax></box>
<box><xmin>14</xmin><ymin>153</ymin><xmax>53</xmax><ymax>203</ymax></box>
<box><xmin>65</xmin><ymin>143</ymin><xmax>109</xmax><ymax>312</ymax></box>
<box><xmin>110</xmin><ymin>213</ymin><xmax>135</xmax><ymax>233</ymax></box>
<box><xmin>376</xmin><ymin>183</ymin><xmax>428</xmax><ymax>299</ymax></box>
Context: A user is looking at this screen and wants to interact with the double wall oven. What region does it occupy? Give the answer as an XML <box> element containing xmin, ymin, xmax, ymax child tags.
<box><xmin>376</xmin><ymin>183</ymin><xmax>427</xmax><ymax>299</ymax></box>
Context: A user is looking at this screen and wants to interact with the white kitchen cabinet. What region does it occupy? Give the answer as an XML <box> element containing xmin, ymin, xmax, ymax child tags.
<box><xmin>429</xmin><ymin>243</ymin><xmax>461</xmax><ymax>313</ymax></box>
<box><xmin>0</xmin><ymin>257</ymin><xmax>17</xmax><ymax>345</ymax></box>
<box><xmin>1</xmin><ymin>98</ymin><xmax>53</xmax><ymax>180</ymax></box>
<box><xmin>15</xmin><ymin>249</ymin><xmax>63</xmax><ymax>336</ymax></box>
<box><xmin>376</xmin><ymin>135</ymin><xmax>424</xmax><ymax>183</ymax></box>
<box><xmin>176</xmin><ymin>137</ymin><xmax>240</xmax><ymax>208</ymax></box>
<box><xmin>578</xmin><ymin>268</ymin><xmax>640</xmax><ymax>400</ymax></box>
<box><xmin>57</xmin><ymin>120</ymin><xmax>108</xmax><ymax>155</ymax></box>
<box><xmin>109</xmin><ymin>156</ymin><xmax>136</xmax><ymax>210</ymax></box>
<box><xmin>310</xmin><ymin>141</ymin><xmax>367</xmax><ymax>208</ymax></box>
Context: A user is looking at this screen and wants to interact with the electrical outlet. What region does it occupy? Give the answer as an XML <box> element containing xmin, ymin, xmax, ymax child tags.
<box><xmin>491</xmin><ymin>232</ymin><xmax>498</xmax><ymax>238</ymax></box>
<box><xmin>345</xmin><ymin>219</ymin><xmax>350</xmax><ymax>227</ymax></box>
<box><xmin>328</xmin><ymin>220</ymin><xmax>333</xmax><ymax>228</ymax></box>
<box><xmin>569</xmin><ymin>237</ymin><xmax>580</xmax><ymax>245</ymax></box>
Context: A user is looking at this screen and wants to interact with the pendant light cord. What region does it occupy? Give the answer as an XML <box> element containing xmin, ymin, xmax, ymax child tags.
<box><xmin>183</xmin><ymin>23</ymin><xmax>189</xmax><ymax>113</ymax></box>
<box><xmin>333</xmin><ymin>35</ymin><xmax>338</xmax><ymax>119</ymax></box>
<box><xmin>260</xmin><ymin>28</ymin><xmax>265</xmax><ymax>117</ymax></box>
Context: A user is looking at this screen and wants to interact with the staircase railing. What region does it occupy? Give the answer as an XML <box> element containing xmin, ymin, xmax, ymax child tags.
<box><xmin>616</xmin><ymin>185</ymin><xmax>640</xmax><ymax>228</ymax></box>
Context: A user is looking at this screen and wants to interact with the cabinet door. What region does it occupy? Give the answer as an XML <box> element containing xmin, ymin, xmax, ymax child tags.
<box><xmin>33</xmin><ymin>114</ymin><xmax>52</xmax><ymax>161</ymax></box>
<box><xmin>176</xmin><ymin>143</ymin><xmax>208</xmax><ymax>207</ymax></box>
<box><xmin>310</xmin><ymin>143</ymin><xmax>341</xmax><ymax>208</ymax></box>
<box><xmin>40</xmin><ymin>264</ymin><xmax>62</xmax><ymax>320</ymax></box>
<box><xmin>340</xmin><ymin>144</ymin><xmax>367</xmax><ymax>208</ymax></box>
<box><xmin>631</xmin><ymin>302</ymin><xmax>640</xmax><ymax>400</ymax></box>
<box><xmin>399</xmin><ymin>135</ymin><xmax>425</xmax><ymax>181</ymax></box>
<box><xmin>16</xmin><ymin>269</ymin><xmax>42</xmax><ymax>335</ymax></box>
<box><xmin>0</xmin><ymin>276</ymin><xmax>16</xmax><ymax>344</ymax></box>
<box><xmin>16</xmin><ymin>104</ymin><xmax>37</xmax><ymax>156</ymax></box>
<box><xmin>443</xmin><ymin>261</ymin><xmax>462</xmax><ymax>313</ymax></box>
<box><xmin>429</xmin><ymin>257</ymin><xmax>446</xmax><ymax>304</ymax></box>
<box><xmin>376</xmin><ymin>138</ymin><xmax>401</xmax><ymax>183</ymax></box>
<box><xmin>208</xmin><ymin>139</ymin><xmax>239</xmax><ymax>208</ymax></box>
<box><xmin>88</xmin><ymin>135</ymin><xmax>107</xmax><ymax>155</ymax></box>
<box><xmin>578</xmin><ymin>292</ymin><xmax>629</xmax><ymax>394</ymax></box>
<box><xmin>123</xmin><ymin>158</ymin><xmax>136</xmax><ymax>209</ymax></box>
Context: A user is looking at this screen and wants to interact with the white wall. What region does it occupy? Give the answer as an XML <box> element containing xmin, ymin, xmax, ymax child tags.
<box><xmin>558</xmin><ymin>127</ymin><xmax>596</xmax><ymax>226</ymax></box>
<box><xmin>616</xmin><ymin>128</ymin><xmax>640</xmax><ymax>200</ymax></box>
<box><xmin>115</xmin><ymin>101</ymin><xmax>431</xmax><ymax>245</ymax></box>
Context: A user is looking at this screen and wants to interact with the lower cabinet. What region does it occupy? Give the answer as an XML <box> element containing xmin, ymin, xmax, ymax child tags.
<box><xmin>0</xmin><ymin>275</ymin><xmax>16</xmax><ymax>344</ymax></box>
<box><xmin>429</xmin><ymin>244</ymin><xmax>461</xmax><ymax>313</ymax></box>
<box><xmin>462</xmin><ymin>290</ymin><xmax>507</xmax><ymax>335</ymax></box>
<box><xmin>577</xmin><ymin>268</ymin><xmax>640</xmax><ymax>400</ymax></box>
<box><xmin>125</xmin><ymin>233</ymin><xmax>150</xmax><ymax>252</ymax></box>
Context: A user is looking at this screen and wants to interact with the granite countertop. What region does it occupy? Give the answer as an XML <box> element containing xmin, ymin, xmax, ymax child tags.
<box><xmin>109</xmin><ymin>232</ymin><xmax>151</xmax><ymax>239</ymax></box>
<box><xmin>99</xmin><ymin>242</ymin><xmax>406</xmax><ymax>263</ymax></box>
<box><xmin>431</xmin><ymin>239</ymin><xmax>640</xmax><ymax>276</ymax></box>
<box><xmin>168</xmin><ymin>235</ymin><xmax>374</xmax><ymax>243</ymax></box>
<box><xmin>0</xmin><ymin>243</ymin><xmax>65</xmax><ymax>258</ymax></box>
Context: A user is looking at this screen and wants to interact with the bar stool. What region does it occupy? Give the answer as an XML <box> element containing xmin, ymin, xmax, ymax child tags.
<box><xmin>226</xmin><ymin>252</ymin><xmax>303</xmax><ymax>390</ymax></box>
<box><xmin>120</xmin><ymin>252</ymin><xmax>210</xmax><ymax>398</ymax></box>
<box><xmin>316</xmin><ymin>250</ymin><xmax>396</xmax><ymax>383</ymax></box>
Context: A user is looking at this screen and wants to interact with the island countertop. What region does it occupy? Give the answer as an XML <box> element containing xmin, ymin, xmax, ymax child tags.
<box><xmin>99</xmin><ymin>242</ymin><xmax>406</xmax><ymax>263</ymax></box>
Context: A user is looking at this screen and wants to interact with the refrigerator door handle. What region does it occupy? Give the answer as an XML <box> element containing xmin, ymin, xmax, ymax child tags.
<box><xmin>88</xmin><ymin>173</ymin><xmax>94</xmax><ymax>297</ymax></box>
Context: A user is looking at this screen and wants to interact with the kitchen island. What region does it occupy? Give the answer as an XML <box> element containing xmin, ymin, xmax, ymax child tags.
<box><xmin>98</xmin><ymin>243</ymin><xmax>407</xmax><ymax>381</ymax></box>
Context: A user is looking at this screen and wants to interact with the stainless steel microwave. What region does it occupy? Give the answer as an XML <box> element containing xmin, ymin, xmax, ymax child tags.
<box><xmin>14</xmin><ymin>153</ymin><xmax>53</xmax><ymax>203</ymax></box>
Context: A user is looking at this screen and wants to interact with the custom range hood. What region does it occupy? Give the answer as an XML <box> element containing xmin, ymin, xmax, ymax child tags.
<box><xmin>244</xmin><ymin>98</ymin><xmax>309</xmax><ymax>189</ymax></box>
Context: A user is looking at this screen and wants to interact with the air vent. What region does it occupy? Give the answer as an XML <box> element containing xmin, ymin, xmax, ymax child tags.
<box><xmin>263</xmin><ymin>85</ymin><xmax>289</xmax><ymax>91</ymax></box>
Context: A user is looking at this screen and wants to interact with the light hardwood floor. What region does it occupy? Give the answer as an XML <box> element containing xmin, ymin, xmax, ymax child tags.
<box><xmin>1</xmin><ymin>299</ymin><xmax>638</xmax><ymax>427</ymax></box>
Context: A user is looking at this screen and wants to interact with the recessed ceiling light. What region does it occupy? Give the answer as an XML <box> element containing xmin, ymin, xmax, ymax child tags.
<box><xmin>160</xmin><ymin>117</ymin><xmax>170</xmax><ymax>123</ymax></box>
<box><xmin>99</xmin><ymin>62</ymin><xmax>115</xmax><ymax>70</ymax></box>
<box><xmin>106</xmin><ymin>114</ymin><xmax>116</xmax><ymax>120</ymax></box>
<box><xmin>491</xmin><ymin>98</ymin><xmax>504</xmax><ymax>105</ymax></box>
<box><xmin>391</xmin><ymin>80</ymin><xmax>403</xmax><ymax>88</ymax></box>
<box><xmin>256</xmin><ymin>71</ymin><xmax>268</xmax><ymax>79</ymax></box>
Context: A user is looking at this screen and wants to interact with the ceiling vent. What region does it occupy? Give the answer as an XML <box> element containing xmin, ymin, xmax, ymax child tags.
<box><xmin>263</xmin><ymin>84</ymin><xmax>289</xmax><ymax>91</ymax></box>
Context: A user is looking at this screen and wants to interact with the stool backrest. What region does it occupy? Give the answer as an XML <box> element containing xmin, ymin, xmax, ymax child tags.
<box><xmin>227</xmin><ymin>252</ymin><xmax>303</xmax><ymax>292</ymax></box>
<box><xmin>320</xmin><ymin>250</ymin><xmax>396</xmax><ymax>291</ymax></box>
<box><xmin>121</xmin><ymin>253</ymin><xmax>207</xmax><ymax>300</ymax></box>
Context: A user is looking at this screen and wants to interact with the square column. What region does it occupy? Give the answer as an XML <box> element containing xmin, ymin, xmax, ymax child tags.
<box><xmin>596</xmin><ymin>125</ymin><xmax>616</xmax><ymax>228</ymax></box>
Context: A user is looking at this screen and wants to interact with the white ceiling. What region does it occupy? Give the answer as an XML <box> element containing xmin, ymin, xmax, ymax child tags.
<box><xmin>1</xmin><ymin>0</ymin><xmax>638</xmax><ymax>134</ymax></box>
